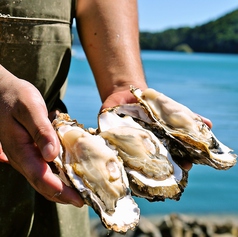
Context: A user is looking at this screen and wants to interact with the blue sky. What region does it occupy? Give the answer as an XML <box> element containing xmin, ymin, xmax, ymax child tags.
<box><xmin>138</xmin><ymin>0</ymin><xmax>238</xmax><ymax>31</ymax></box>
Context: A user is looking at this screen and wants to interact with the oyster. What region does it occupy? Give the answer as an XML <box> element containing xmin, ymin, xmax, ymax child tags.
<box><xmin>98</xmin><ymin>108</ymin><xmax>188</xmax><ymax>201</ymax></box>
<box><xmin>52</xmin><ymin>113</ymin><xmax>140</xmax><ymax>233</ymax></box>
<box><xmin>127</xmin><ymin>86</ymin><xmax>237</xmax><ymax>170</ymax></box>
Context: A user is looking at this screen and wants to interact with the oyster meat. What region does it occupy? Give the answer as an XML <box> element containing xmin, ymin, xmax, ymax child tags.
<box><xmin>52</xmin><ymin>113</ymin><xmax>140</xmax><ymax>233</ymax></box>
<box><xmin>50</xmin><ymin>86</ymin><xmax>236</xmax><ymax>231</ymax></box>
<box><xmin>127</xmin><ymin>86</ymin><xmax>237</xmax><ymax>170</ymax></box>
<box><xmin>98</xmin><ymin>108</ymin><xmax>188</xmax><ymax>201</ymax></box>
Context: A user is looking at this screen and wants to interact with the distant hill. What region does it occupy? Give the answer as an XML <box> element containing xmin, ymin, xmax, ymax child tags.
<box><xmin>72</xmin><ymin>8</ymin><xmax>238</xmax><ymax>54</ymax></box>
<box><xmin>140</xmin><ymin>9</ymin><xmax>238</xmax><ymax>54</ymax></box>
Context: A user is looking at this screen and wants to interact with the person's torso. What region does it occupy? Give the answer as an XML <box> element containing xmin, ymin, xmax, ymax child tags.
<box><xmin>0</xmin><ymin>0</ymin><xmax>75</xmax><ymax>110</ymax></box>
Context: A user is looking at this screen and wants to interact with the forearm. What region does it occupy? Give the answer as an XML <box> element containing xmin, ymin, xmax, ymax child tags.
<box><xmin>75</xmin><ymin>0</ymin><xmax>147</xmax><ymax>102</ymax></box>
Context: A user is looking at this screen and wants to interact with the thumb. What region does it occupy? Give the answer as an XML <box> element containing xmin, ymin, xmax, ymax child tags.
<box><xmin>24</xmin><ymin>112</ymin><xmax>60</xmax><ymax>162</ymax></box>
<box><xmin>13</xmin><ymin>83</ymin><xmax>60</xmax><ymax>162</ymax></box>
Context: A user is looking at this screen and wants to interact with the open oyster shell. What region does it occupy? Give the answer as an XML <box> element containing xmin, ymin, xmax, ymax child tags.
<box><xmin>98</xmin><ymin>108</ymin><xmax>188</xmax><ymax>201</ymax></box>
<box><xmin>52</xmin><ymin>113</ymin><xmax>140</xmax><ymax>233</ymax></box>
<box><xmin>128</xmin><ymin>86</ymin><xmax>237</xmax><ymax>170</ymax></box>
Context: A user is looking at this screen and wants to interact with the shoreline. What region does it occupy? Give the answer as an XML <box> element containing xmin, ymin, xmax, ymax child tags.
<box><xmin>90</xmin><ymin>213</ymin><xmax>238</xmax><ymax>237</ymax></box>
<box><xmin>146</xmin><ymin>213</ymin><xmax>238</xmax><ymax>222</ymax></box>
<box><xmin>147</xmin><ymin>213</ymin><xmax>238</xmax><ymax>225</ymax></box>
<box><xmin>90</xmin><ymin>212</ymin><xmax>238</xmax><ymax>224</ymax></box>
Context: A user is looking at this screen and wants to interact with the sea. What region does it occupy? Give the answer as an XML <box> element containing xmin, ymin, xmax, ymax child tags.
<box><xmin>63</xmin><ymin>46</ymin><xmax>238</xmax><ymax>217</ymax></box>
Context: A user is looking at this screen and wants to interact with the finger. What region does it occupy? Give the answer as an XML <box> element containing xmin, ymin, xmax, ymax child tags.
<box><xmin>9</xmin><ymin>144</ymin><xmax>84</xmax><ymax>207</ymax></box>
<box><xmin>4</xmin><ymin>119</ymin><xmax>83</xmax><ymax>207</ymax></box>
<box><xmin>48</xmin><ymin>110</ymin><xmax>60</xmax><ymax>122</ymax></box>
<box><xmin>36</xmin><ymin>163</ymin><xmax>84</xmax><ymax>207</ymax></box>
<box><xmin>179</xmin><ymin>159</ymin><xmax>193</xmax><ymax>171</ymax></box>
<box><xmin>200</xmin><ymin>116</ymin><xmax>213</xmax><ymax>128</ymax></box>
<box><xmin>12</xmin><ymin>86</ymin><xmax>60</xmax><ymax>162</ymax></box>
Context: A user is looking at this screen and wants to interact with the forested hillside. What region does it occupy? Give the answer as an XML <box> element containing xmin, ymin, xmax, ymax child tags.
<box><xmin>140</xmin><ymin>9</ymin><xmax>238</xmax><ymax>54</ymax></box>
<box><xmin>72</xmin><ymin>9</ymin><xmax>238</xmax><ymax>54</ymax></box>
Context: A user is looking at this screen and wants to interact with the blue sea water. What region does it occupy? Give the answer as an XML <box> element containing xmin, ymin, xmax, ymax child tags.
<box><xmin>63</xmin><ymin>46</ymin><xmax>238</xmax><ymax>217</ymax></box>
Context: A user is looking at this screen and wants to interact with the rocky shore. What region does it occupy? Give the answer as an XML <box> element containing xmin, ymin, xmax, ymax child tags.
<box><xmin>90</xmin><ymin>213</ymin><xmax>238</xmax><ymax>237</ymax></box>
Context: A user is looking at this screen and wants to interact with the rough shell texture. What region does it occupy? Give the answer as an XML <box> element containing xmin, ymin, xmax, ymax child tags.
<box><xmin>98</xmin><ymin>108</ymin><xmax>188</xmax><ymax>201</ymax></box>
<box><xmin>52</xmin><ymin>113</ymin><xmax>140</xmax><ymax>233</ymax></box>
<box><xmin>129</xmin><ymin>86</ymin><xmax>237</xmax><ymax>170</ymax></box>
<box><xmin>50</xmin><ymin>85</ymin><xmax>236</xmax><ymax>233</ymax></box>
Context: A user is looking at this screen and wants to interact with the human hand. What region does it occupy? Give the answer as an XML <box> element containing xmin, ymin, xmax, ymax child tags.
<box><xmin>0</xmin><ymin>66</ymin><xmax>83</xmax><ymax>207</ymax></box>
<box><xmin>101</xmin><ymin>88</ymin><xmax>142</xmax><ymax>110</ymax></box>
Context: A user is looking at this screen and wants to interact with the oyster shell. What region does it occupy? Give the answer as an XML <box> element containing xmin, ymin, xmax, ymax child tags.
<box><xmin>52</xmin><ymin>113</ymin><xmax>140</xmax><ymax>233</ymax></box>
<box><xmin>128</xmin><ymin>86</ymin><xmax>237</xmax><ymax>170</ymax></box>
<box><xmin>98</xmin><ymin>108</ymin><xmax>188</xmax><ymax>201</ymax></box>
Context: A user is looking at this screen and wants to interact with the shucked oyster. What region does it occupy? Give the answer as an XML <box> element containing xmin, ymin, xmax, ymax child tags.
<box><xmin>50</xmin><ymin>86</ymin><xmax>236</xmax><ymax>232</ymax></box>
<box><xmin>98</xmin><ymin>108</ymin><xmax>188</xmax><ymax>201</ymax></box>
<box><xmin>52</xmin><ymin>113</ymin><xmax>140</xmax><ymax>233</ymax></box>
<box><xmin>127</xmin><ymin>86</ymin><xmax>237</xmax><ymax>170</ymax></box>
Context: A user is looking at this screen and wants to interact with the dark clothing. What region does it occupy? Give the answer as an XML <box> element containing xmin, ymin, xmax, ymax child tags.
<box><xmin>0</xmin><ymin>0</ymin><xmax>74</xmax><ymax>111</ymax></box>
<box><xmin>0</xmin><ymin>1</ymin><xmax>90</xmax><ymax>236</ymax></box>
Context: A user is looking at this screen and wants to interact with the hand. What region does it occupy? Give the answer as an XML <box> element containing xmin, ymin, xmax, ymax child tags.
<box><xmin>0</xmin><ymin>66</ymin><xmax>83</xmax><ymax>207</ymax></box>
<box><xmin>200</xmin><ymin>115</ymin><xmax>213</xmax><ymax>129</ymax></box>
<box><xmin>101</xmin><ymin>88</ymin><xmax>144</xmax><ymax>110</ymax></box>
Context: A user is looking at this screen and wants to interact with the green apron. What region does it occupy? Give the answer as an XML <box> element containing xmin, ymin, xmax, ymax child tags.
<box><xmin>0</xmin><ymin>1</ymin><xmax>90</xmax><ymax>236</ymax></box>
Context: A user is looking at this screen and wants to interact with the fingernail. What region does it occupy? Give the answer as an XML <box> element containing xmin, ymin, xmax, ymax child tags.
<box><xmin>42</xmin><ymin>143</ymin><xmax>54</xmax><ymax>161</ymax></box>
<box><xmin>70</xmin><ymin>199</ymin><xmax>84</xmax><ymax>208</ymax></box>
